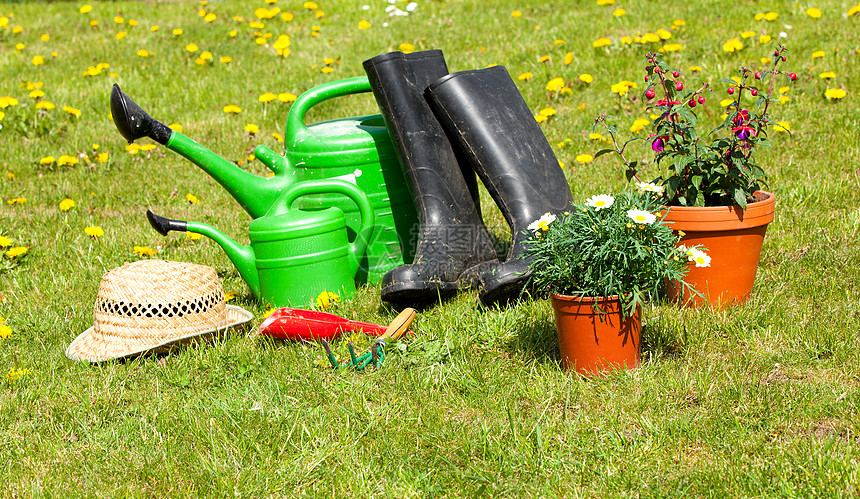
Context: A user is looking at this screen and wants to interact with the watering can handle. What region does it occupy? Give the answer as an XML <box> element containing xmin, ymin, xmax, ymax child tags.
<box><xmin>285</xmin><ymin>76</ymin><xmax>373</xmax><ymax>145</ymax></box>
<box><xmin>278</xmin><ymin>180</ymin><xmax>374</xmax><ymax>276</ymax></box>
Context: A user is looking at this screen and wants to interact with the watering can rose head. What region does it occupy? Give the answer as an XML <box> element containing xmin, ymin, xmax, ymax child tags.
<box><xmin>521</xmin><ymin>188</ymin><xmax>708</xmax><ymax>318</ymax></box>
<box><xmin>592</xmin><ymin>45</ymin><xmax>795</xmax><ymax>209</ymax></box>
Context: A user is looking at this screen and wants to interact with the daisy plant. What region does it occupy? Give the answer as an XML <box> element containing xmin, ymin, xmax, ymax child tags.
<box><xmin>594</xmin><ymin>46</ymin><xmax>795</xmax><ymax>208</ymax></box>
<box><xmin>522</xmin><ymin>187</ymin><xmax>707</xmax><ymax>318</ymax></box>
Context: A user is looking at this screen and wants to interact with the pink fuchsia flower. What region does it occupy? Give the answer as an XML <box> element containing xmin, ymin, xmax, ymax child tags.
<box><xmin>732</xmin><ymin>125</ymin><xmax>755</xmax><ymax>140</ymax></box>
<box><xmin>655</xmin><ymin>99</ymin><xmax>681</xmax><ymax>107</ymax></box>
<box><xmin>732</xmin><ymin>109</ymin><xmax>750</xmax><ymax>126</ymax></box>
<box><xmin>651</xmin><ymin>135</ymin><xmax>668</xmax><ymax>152</ymax></box>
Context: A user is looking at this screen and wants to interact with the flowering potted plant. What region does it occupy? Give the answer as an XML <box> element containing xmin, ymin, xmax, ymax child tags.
<box><xmin>522</xmin><ymin>188</ymin><xmax>708</xmax><ymax>374</ymax></box>
<box><xmin>593</xmin><ymin>46</ymin><xmax>795</xmax><ymax>307</ymax></box>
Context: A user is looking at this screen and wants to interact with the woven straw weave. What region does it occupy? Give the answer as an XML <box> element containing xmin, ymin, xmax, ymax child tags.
<box><xmin>66</xmin><ymin>260</ymin><xmax>252</xmax><ymax>362</ymax></box>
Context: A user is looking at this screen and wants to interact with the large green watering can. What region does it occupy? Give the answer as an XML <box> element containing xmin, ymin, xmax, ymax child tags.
<box><xmin>110</xmin><ymin>77</ymin><xmax>416</xmax><ymax>285</ymax></box>
<box><xmin>146</xmin><ymin>179</ymin><xmax>374</xmax><ymax>308</ymax></box>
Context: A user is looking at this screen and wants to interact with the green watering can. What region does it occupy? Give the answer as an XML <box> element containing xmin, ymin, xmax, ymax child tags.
<box><xmin>146</xmin><ymin>179</ymin><xmax>374</xmax><ymax>308</ymax></box>
<box><xmin>110</xmin><ymin>77</ymin><xmax>416</xmax><ymax>285</ymax></box>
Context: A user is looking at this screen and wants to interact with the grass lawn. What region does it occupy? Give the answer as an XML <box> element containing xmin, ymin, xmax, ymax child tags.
<box><xmin>1</xmin><ymin>0</ymin><xmax>859</xmax><ymax>496</ymax></box>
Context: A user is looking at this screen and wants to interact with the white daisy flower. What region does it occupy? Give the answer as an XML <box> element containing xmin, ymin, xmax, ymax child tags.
<box><xmin>585</xmin><ymin>194</ymin><xmax>615</xmax><ymax>210</ymax></box>
<box><xmin>527</xmin><ymin>212</ymin><xmax>557</xmax><ymax>232</ymax></box>
<box><xmin>626</xmin><ymin>209</ymin><xmax>657</xmax><ymax>224</ymax></box>
<box><xmin>635</xmin><ymin>181</ymin><xmax>665</xmax><ymax>194</ymax></box>
<box><xmin>687</xmin><ymin>248</ymin><xmax>711</xmax><ymax>267</ymax></box>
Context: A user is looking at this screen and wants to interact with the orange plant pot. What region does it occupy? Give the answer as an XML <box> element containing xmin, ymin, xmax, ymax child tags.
<box><xmin>550</xmin><ymin>294</ymin><xmax>641</xmax><ymax>375</ymax></box>
<box><xmin>664</xmin><ymin>190</ymin><xmax>775</xmax><ymax>309</ymax></box>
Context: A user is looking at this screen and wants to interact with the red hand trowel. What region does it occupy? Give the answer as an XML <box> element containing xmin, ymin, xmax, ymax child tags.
<box><xmin>259</xmin><ymin>307</ymin><xmax>415</xmax><ymax>341</ymax></box>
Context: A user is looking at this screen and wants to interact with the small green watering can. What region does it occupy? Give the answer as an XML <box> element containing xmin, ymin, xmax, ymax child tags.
<box><xmin>111</xmin><ymin>78</ymin><xmax>416</xmax><ymax>285</ymax></box>
<box><xmin>146</xmin><ymin>179</ymin><xmax>374</xmax><ymax>308</ymax></box>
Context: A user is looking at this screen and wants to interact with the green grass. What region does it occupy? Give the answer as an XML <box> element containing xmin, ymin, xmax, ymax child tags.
<box><xmin>2</xmin><ymin>0</ymin><xmax>860</xmax><ymax>496</ymax></box>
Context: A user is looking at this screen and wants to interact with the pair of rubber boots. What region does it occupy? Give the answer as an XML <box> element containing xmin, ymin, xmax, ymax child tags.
<box><xmin>363</xmin><ymin>50</ymin><xmax>573</xmax><ymax>307</ymax></box>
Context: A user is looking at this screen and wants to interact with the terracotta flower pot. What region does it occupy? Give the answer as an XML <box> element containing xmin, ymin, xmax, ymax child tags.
<box><xmin>664</xmin><ymin>190</ymin><xmax>775</xmax><ymax>309</ymax></box>
<box><xmin>550</xmin><ymin>293</ymin><xmax>641</xmax><ymax>374</ymax></box>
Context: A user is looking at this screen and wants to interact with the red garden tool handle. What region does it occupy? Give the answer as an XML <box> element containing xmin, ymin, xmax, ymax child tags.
<box><xmin>259</xmin><ymin>307</ymin><xmax>387</xmax><ymax>341</ymax></box>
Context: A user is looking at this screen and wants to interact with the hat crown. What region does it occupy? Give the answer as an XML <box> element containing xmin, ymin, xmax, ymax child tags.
<box><xmin>95</xmin><ymin>260</ymin><xmax>224</xmax><ymax>318</ymax></box>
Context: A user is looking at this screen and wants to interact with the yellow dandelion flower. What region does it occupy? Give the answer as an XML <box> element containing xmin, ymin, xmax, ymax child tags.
<box><xmin>204</xmin><ymin>13</ymin><xmax>216</xmax><ymax>22</ymax></box>
<box><xmin>5</xmin><ymin>246</ymin><xmax>28</xmax><ymax>258</ymax></box>
<box><xmin>281</xmin><ymin>12</ymin><xmax>294</xmax><ymax>21</ymax></box>
<box><xmin>764</xmin><ymin>12</ymin><xmax>778</xmax><ymax>21</ymax></box>
<box><xmin>825</xmin><ymin>88</ymin><xmax>847</xmax><ymax>99</ymax></box>
<box><xmin>545</xmin><ymin>77</ymin><xmax>565</xmax><ymax>92</ymax></box>
<box><xmin>630</xmin><ymin>118</ymin><xmax>650</xmax><ymax>133</ymax></box>
<box><xmin>58</xmin><ymin>155</ymin><xmax>78</xmax><ymax>166</ymax></box>
<box><xmin>15</xmin><ymin>43</ymin><xmax>25</xmax><ymax>51</ymax></box>
<box><xmin>806</xmin><ymin>8</ymin><xmax>822</xmax><ymax>18</ymax></box>
<box><xmin>272</xmin><ymin>132</ymin><xmax>284</xmax><ymax>143</ymax></box>
<box><xmin>96</xmin><ymin>152</ymin><xmax>109</xmax><ymax>163</ymax></box>
<box><xmin>223</xmin><ymin>104</ymin><xmax>241</xmax><ymax>114</ymax></box>
<box><xmin>125</xmin><ymin>144</ymin><xmax>140</xmax><ymax>155</ymax></box>
<box><xmin>186</xmin><ymin>193</ymin><xmax>199</xmax><ymax>204</ymax></box>
<box><xmin>133</xmin><ymin>246</ymin><xmax>157</xmax><ymax>257</ymax></box>
<box><xmin>303</xmin><ymin>1</ymin><xmax>318</xmax><ymax>9</ymax></box>
<box><xmin>62</xmin><ymin>106</ymin><xmax>82</xmax><ymax>117</ymax></box>
<box><xmin>662</xmin><ymin>43</ymin><xmax>683</xmax><ymax>52</ymax></box>
<box><xmin>0</xmin><ymin>237</ymin><xmax>11</xmax><ymax>248</ymax></box>
<box><xmin>741</xmin><ymin>30</ymin><xmax>755</xmax><ymax>39</ymax></box>
<box><xmin>539</xmin><ymin>107</ymin><xmax>556</xmax><ymax>117</ymax></box>
<box><xmin>32</xmin><ymin>55</ymin><xmax>45</xmax><ymax>66</ymax></box>
<box><xmin>278</xmin><ymin>93</ymin><xmax>297</xmax><ymax>103</ymax></box>
<box><xmin>186</xmin><ymin>43</ymin><xmax>199</xmax><ymax>53</ymax></box>
<box><xmin>812</xmin><ymin>50</ymin><xmax>825</xmax><ymax>59</ymax></box>
<box><xmin>0</xmin><ymin>325</ymin><xmax>12</xmax><ymax>339</ymax></box>
<box><xmin>200</xmin><ymin>51</ymin><xmax>212</xmax><ymax>61</ymax></box>
<box><xmin>399</xmin><ymin>42</ymin><xmax>415</xmax><ymax>53</ymax></box>
<box><xmin>245</xmin><ymin>123</ymin><xmax>259</xmax><ymax>134</ymax></box>
<box><xmin>89</xmin><ymin>20</ymin><xmax>98</xmax><ymax>27</ymax></box>
<box><xmin>259</xmin><ymin>92</ymin><xmax>277</xmax><ymax>103</ymax></box>
<box><xmin>656</xmin><ymin>29</ymin><xmax>672</xmax><ymax>40</ymax></box>
<box><xmin>642</xmin><ymin>33</ymin><xmax>660</xmax><ymax>43</ymax></box>
<box><xmin>562</xmin><ymin>52</ymin><xmax>574</xmax><ymax>65</ymax></box>
<box><xmin>7</xmin><ymin>197</ymin><xmax>27</xmax><ymax>205</ymax></box>
<box><xmin>597</xmin><ymin>0</ymin><xmax>615</xmax><ymax>5</ymax></box>
<box><xmin>518</xmin><ymin>72</ymin><xmax>533</xmax><ymax>81</ymax></box>
<box><xmin>39</xmin><ymin>156</ymin><xmax>55</xmax><ymax>165</ymax></box>
<box><xmin>819</xmin><ymin>71</ymin><xmax>836</xmax><ymax>79</ymax></box>
<box><xmin>173</xmin><ymin>28</ymin><xmax>183</xmax><ymax>36</ymax></box>
<box><xmin>59</xmin><ymin>198</ymin><xmax>75</xmax><ymax>211</ymax></box>
<box><xmin>593</xmin><ymin>37</ymin><xmax>611</xmax><ymax>48</ymax></box>
<box><xmin>613</xmin><ymin>8</ymin><xmax>625</xmax><ymax>16</ymax></box>
<box><xmin>186</xmin><ymin>232</ymin><xmax>202</xmax><ymax>240</ymax></box>
<box><xmin>80</xmin><ymin>4</ymin><xmax>92</xmax><ymax>13</ymax></box>
<box><xmin>316</xmin><ymin>290</ymin><xmax>339</xmax><ymax>310</ymax></box>
<box><xmin>576</xmin><ymin>154</ymin><xmax>593</xmax><ymax>163</ymax></box>
<box><xmin>128</xmin><ymin>19</ymin><xmax>138</xmax><ymax>26</ymax></box>
<box><xmin>151</xmin><ymin>26</ymin><xmax>159</xmax><ymax>32</ymax></box>
<box><xmin>137</xmin><ymin>49</ymin><xmax>149</xmax><ymax>57</ymax></box>
<box><xmin>773</xmin><ymin>121</ymin><xmax>790</xmax><ymax>132</ymax></box>
<box><xmin>36</xmin><ymin>101</ymin><xmax>55</xmax><ymax>110</ymax></box>
<box><xmin>220</xmin><ymin>56</ymin><xmax>232</xmax><ymax>63</ymax></box>
<box><xmin>578</xmin><ymin>73</ymin><xmax>594</xmax><ymax>84</ymax></box>
<box><xmin>358</xmin><ymin>20</ymin><xmax>370</xmax><ymax>29</ymax></box>
<box><xmin>720</xmin><ymin>98</ymin><xmax>734</xmax><ymax>107</ymax></box>
<box><xmin>723</xmin><ymin>38</ymin><xmax>743</xmax><ymax>52</ymax></box>
<box><xmin>538</xmin><ymin>55</ymin><xmax>551</xmax><ymax>63</ymax></box>
<box><xmin>85</xmin><ymin>226</ymin><xmax>104</xmax><ymax>238</ymax></box>
<box><xmin>321</xmin><ymin>67</ymin><xmax>334</xmax><ymax>74</ymax></box>
<box><xmin>534</xmin><ymin>114</ymin><xmax>548</xmax><ymax>123</ymax></box>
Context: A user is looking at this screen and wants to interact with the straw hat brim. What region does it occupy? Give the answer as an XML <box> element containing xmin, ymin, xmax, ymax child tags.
<box><xmin>66</xmin><ymin>305</ymin><xmax>254</xmax><ymax>362</ymax></box>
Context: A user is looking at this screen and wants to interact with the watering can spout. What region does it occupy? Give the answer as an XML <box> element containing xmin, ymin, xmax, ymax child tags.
<box><xmin>145</xmin><ymin>210</ymin><xmax>261</xmax><ymax>298</ymax></box>
<box><xmin>111</xmin><ymin>84</ymin><xmax>173</xmax><ymax>145</ymax></box>
<box><xmin>112</xmin><ymin>85</ymin><xmax>293</xmax><ymax>219</ymax></box>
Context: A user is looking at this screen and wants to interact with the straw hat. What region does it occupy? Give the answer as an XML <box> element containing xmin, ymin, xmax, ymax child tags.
<box><xmin>66</xmin><ymin>260</ymin><xmax>253</xmax><ymax>362</ymax></box>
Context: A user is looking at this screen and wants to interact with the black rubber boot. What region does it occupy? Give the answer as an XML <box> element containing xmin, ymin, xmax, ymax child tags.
<box><xmin>425</xmin><ymin>65</ymin><xmax>574</xmax><ymax>307</ymax></box>
<box><xmin>363</xmin><ymin>50</ymin><xmax>499</xmax><ymax>305</ymax></box>
<box><xmin>110</xmin><ymin>84</ymin><xmax>172</xmax><ymax>145</ymax></box>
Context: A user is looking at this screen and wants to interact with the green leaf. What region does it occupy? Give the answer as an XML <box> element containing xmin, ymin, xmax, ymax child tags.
<box><xmin>593</xmin><ymin>148</ymin><xmax>615</xmax><ymax>159</ymax></box>
<box><xmin>673</xmin><ymin>154</ymin><xmax>691</xmax><ymax>172</ymax></box>
<box><xmin>733</xmin><ymin>188</ymin><xmax>747</xmax><ymax>209</ymax></box>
